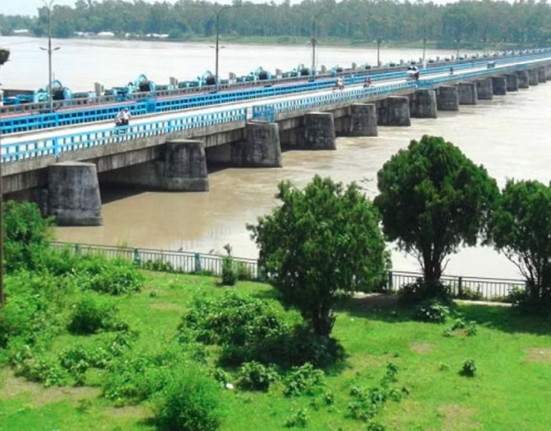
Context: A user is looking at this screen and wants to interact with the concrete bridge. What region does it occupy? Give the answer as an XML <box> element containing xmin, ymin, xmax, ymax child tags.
<box><xmin>3</xmin><ymin>56</ymin><xmax>551</xmax><ymax>226</ymax></box>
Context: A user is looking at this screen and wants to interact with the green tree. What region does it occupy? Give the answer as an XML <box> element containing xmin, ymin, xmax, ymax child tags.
<box><xmin>248</xmin><ymin>175</ymin><xmax>388</xmax><ymax>337</ymax></box>
<box><xmin>488</xmin><ymin>180</ymin><xmax>551</xmax><ymax>307</ymax></box>
<box><xmin>374</xmin><ymin>135</ymin><xmax>498</xmax><ymax>287</ymax></box>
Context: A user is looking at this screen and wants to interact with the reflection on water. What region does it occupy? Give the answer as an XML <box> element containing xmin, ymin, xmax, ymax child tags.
<box><xmin>58</xmin><ymin>83</ymin><xmax>551</xmax><ymax>279</ymax></box>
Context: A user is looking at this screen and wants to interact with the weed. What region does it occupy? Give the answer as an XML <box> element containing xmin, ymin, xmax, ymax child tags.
<box><xmin>460</xmin><ymin>359</ymin><xmax>477</xmax><ymax>377</ymax></box>
<box><xmin>285</xmin><ymin>408</ymin><xmax>308</xmax><ymax>428</ymax></box>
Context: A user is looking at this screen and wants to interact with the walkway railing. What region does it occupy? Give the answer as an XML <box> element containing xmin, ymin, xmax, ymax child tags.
<box><xmin>3</xmin><ymin>52</ymin><xmax>551</xmax><ymax>135</ymax></box>
<box><xmin>51</xmin><ymin>242</ymin><xmax>524</xmax><ymax>301</ymax></box>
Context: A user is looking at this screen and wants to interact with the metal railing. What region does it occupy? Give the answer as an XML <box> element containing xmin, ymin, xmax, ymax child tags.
<box><xmin>1</xmin><ymin>107</ymin><xmax>246</xmax><ymax>162</ymax></box>
<box><xmin>3</xmin><ymin>51</ymin><xmax>551</xmax><ymax>135</ymax></box>
<box><xmin>51</xmin><ymin>241</ymin><xmax>524</xmax><ymax>301</ymax></box>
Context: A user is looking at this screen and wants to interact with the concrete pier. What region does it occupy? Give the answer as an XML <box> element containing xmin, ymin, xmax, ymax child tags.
<box><xmin>476</xmin><ymin>78</ymin><xmax>493</xmax><ymax>100</ymax></box>
<box><xmin>377</xmin><ymin>96</ymin><xmax>411</xmax><ymax>126</ymax></box>
<box><xmin>537</xmin><ymin>67</ymin><xmax>547</xmax><ymax>83</ymax></box>
<box><xmin>491</xmin><ymin>77</ymin><xmax>507</xmax><ymax>95</ymax></box>
<box><xmin>529</xmin><ymin>69</ymin><xmax>539</xmax><ymax>86</ymax></box>
<box><xmin>457</xmin><ymin>82</ymin><xmax>478</xmax><ymax>105</ymax></box>
<box><xmin>505</xmin><ymin>74</ymin><xmax>519</xmax><ymax>92</ymax></box>
<box><xmin>516</xmin><ymin>70</ymin><xmax>529</xmax><ymax>89</ymax></box>
<box><xmin>436</xmin><ymin>86</ymin><xmax>459</xmax><ymax>111</ymax></box>
<box><xmin>103</xmin><ymin>140</ymin><xmax>209</xmax><ymax>191</ymax></box>
<box><xmin>409</xmin><ymin>89</ymin><xmax>437</xmax><ymax>118</ymax></box>
<box><xmin>240</xmin><ymin>122</ymin><xmax>282</xmax><ymax>166</ymax></box>
<box><xmin>340</xmin><ymin>103</ymin><xmax>378</xmax><ymax>137</ymax></box>
<box><xmin>301</xmin><ymin>112</ymin><xmax>336</xmax><ymax>150</ymax></box>
<box><xmin>546</xmin><ymin>65</ymin><xmax>551</xmax><ymax>80</ymax></box>
<box><xmin>48</xmin><ymin>162</ymin><xmax>102</xmax><ymax>226</ymax></box>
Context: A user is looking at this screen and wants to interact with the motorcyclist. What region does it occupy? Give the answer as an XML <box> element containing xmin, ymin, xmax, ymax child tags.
<box><xmin>335</xmin><ymin>76</ymin><xmax>344</xmax><ymax>90</ymax></box>
<box><xmin>115</xmin><ymin>107</ymin><xmax>131</xmax><ymax>127</ymax></box>
<box><xmin>363</xmin><ymin>77</ymin><xmax>372</xmax><ymax>88</ymax></box>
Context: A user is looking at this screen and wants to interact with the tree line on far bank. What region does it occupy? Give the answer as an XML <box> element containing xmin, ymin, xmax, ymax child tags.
<box><xmin>1</xmin><ymin>0</ymin><xmax>551</xmax><ymax>50</ymax></box>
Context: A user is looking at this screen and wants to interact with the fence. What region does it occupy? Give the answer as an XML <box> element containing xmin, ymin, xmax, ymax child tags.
<box><xmin>51</xmin><ymin>242</ymin><xmax>524</xmax><ymax>301</ymax></box>
<box><xmin>3</xmin><ymin>51</ymin><xmax>550</xmax><ymax>135</ymax></box>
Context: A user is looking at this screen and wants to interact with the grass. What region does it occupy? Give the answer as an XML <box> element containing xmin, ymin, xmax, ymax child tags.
<box><xmin>1</xmin><ymin>271</ymin><xmax>551</xmax><ymax>431</ymax></box>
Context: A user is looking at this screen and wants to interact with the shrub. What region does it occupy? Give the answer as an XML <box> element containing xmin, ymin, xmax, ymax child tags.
<box><xmin>236</xmin><ymin>262</ymin><xmax>255</xmax><ymax>281</ymax></box>
<box><xmin>399</xmin><ymin>279</ymin><xmax>451</xmax><ymax>304</ymax></box>
<box><xmin>221</xmin><ymin>244</ymin><xmax>238</xmax><ymax>286</ymax></box>
<box><xmin>367</xmin><ymin>422</ymin><xmax>387</xmax><ymax>431</ymax></box>
<box><xmin>283</xmin><ymin>363</ymin><xmax>325</xmax><ymax>397</ymax></box>
<box><xmin>67</xmin><ymin>295</ymin><xmax>125</xmax><ymax>335</ymax></box>
<box><xmin>446</xmin><ymin>318</ymin><xmax>477</xmax><ymax>337</ymax></box>
<box><xmin>141</xmin><ymin>259</ymin><xmax>175</xmax><ymax>272</ymax></box>
<box><xmin>285</xmin><ymin>408</ymin><xmax>308</xmax><ymax>428</ymax></box>
<box><xmin>414</xmin><ymin>299</ymin><xmax>450</xmax><ymax>323</ymax></box>
<box><xmin>456</xmin><ymin>286</ymin><xmax>484</xmax><ymax>301</ymax></box>
<box><xmin>237</xmin><ymin>361</ymin><xmax>279</xmax><ymax>391</ymax></box>
<box><xmin>10</xmin><ymin>345</ymin><xmax>66</xmax><ymax>387</ymax></box>
<box><xmin>153</xmin><ymin>365</ymin><xmax>225</xmax><ymax>431</ymax></box>
<box><xmin>87</xmin><ymin>259</ymin><xmax>144</xmax><ymax>295</ymax></box>
<box><xmin>460</xmin><ymin>359</ymin><xmax>477</xmax><ymax>377</ymax></box>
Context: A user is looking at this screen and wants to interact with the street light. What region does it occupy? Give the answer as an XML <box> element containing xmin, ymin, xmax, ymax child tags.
<box><xmin>0</xmin><ymin>47</ymin><xmax>10</xmax><ymax>305</ymax></box>
<box><xmin>422</xmin><ymin>29</ymin><xmax>427</xmax><ymax>67</ymax></box>
<box><xmin>376</xmin><ymin>37</ymin><xmax>383</xmax><ymax>67</ymax></box>
<box><xmin>203</xmin><ymin>5</ymin><xmax>234</xmax><ymax>93</ymax></box>
<box><xmin>39</xmin><ymin>0</ymin><xmax>60</xmax><ymax>112</ymax></box>
<box><xmin>311</xmin><ymin>10</ymin><xmax>329</xmax><ymax>78</ymax></box>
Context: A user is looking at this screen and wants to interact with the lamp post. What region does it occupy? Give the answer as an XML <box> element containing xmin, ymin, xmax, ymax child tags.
<box><xmin>0</xmin><ymin>47</ymin><xmax>10</xmax><ymax>305</ymax></box>
<box><xmin>422</xmin><ymin>29</ymin><xmax>427</xmax><ymax>67</ymax></box>
<box><xmin>311</xmin><ymin>10</ymin><xmax>328</xmax><ymax>78</ymax></box>
<box><xmin>376</xmin><ymin>37</ymin><xmax>383</xmax><ymax>67</ymax></box>
<box><xmin>39</xmin><ymin>0</ymin><xmax>60</xmax><ymax>112</ymax></box>
<box><xmin>204</xmin><ymin>5</ymin><xmax>234</xmax><ymax>93</ymax></box>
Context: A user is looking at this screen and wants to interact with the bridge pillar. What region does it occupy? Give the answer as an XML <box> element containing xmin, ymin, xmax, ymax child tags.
<box><xmin>377</xmin><ymin>96</ymin><xmax>411</xmax><ymax>126</ymax></box>
<box><xmin>476</xmin><ymin>78</ymin><xmax>493</xmax><ymax>100</ymax></box>
<box><xmin>528</xmin><ymin>69</ymin><xmax>539</xmax><ymax>86</ymax></box>
<box><xmin>300</xmin><ymin>112</ymin><xmax>336</xmax><ymax>150</ymax></box>
<box><xmin>409</xmin><ymin>89</ymin><xmax>437</xmax><ymax>118</ymax></box>
<box><xmin>102</xmin><ymin>140</ymin><xmax>209</xmax><ymax>191</ymax></box>
<box><xmin>241</xmin><ymin>122</ymin><xmax>282</xmax><ymax>166</ymax></box>
<box><xmin>515</xmin><ymin>70</ymin><xmax>529</xmax><ymax>89</ymax></box>
<box><xmin>47</xmin><ymin>162</ymin><xmax>102</xmax><ymax>226</ymax></box>
<box><xmin>436</xmin><ymin>86</ymin><xmax>459</xmax><ymax>111</ymax></box>
<box><xmin>491</xmin><ymin>77</ymin><xmax>507</xmax><ymax>96</ymax></box>
<box><xmin>457</xmin><ymin>82</ymin><xmax>478</xmax><ymax>105</ymax></box>
<box><xmin>537</xmin><ymin>67</ymin><xmax>547</xmax><ymax>83</ymax></box>
<box><xmin>505</xmin><ymin>74</ymin><xmax>519</xmax><ymax>92</ymax></box>
<box><xmin>339</xmin><ymin>103</ymin><xmax>378</xmax><ymax>137</ymax></box>
<box><xmin>546</xmin><ymin>65</ymin><xmax>551</xmax><ymax>80</ymax></box>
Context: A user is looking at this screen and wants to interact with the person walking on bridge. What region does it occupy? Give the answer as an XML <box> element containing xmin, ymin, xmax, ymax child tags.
<box><xmin>115</xmin><ymin>107</ymin><xmax>131</xmax><ymax>127</ymax></box>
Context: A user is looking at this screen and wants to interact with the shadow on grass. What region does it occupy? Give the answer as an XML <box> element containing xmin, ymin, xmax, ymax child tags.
<box><xmin>338</xmin><ymin>292</ymin><xmax>551</xmax><ymax>336</ymax></box>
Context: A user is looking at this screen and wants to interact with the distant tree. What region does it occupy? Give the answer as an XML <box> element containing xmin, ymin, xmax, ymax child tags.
<box><xmin>248</xmin><ymin>176</ymin><xmax>388</xmax><ymax>337</ymax></box>
<box><xmin>489</xmin><ymin>180</ymin><xmax>551</xmax><ymax>309</ymax></box>
<box><xmin>374</xmin><ymin>135</ymin><xmax>498</xmax><ymax>289</ymax></box>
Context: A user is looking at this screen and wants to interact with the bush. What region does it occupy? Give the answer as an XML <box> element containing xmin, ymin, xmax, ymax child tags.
<box><xmin>141</xmin><ymin>259</ymin><xmax>175</xmax><ymax>272</ymax></box>
<box><xmin>285</xmin><ymin>408</ymin><xmax>308</xmax><ymax>428</ymax></box>
<box><xmin>68</xmin><ymin>295</ymin><xmax>125</xmax><ymax>335</ymax></box>
<box><xmin>154</xmin><ymin>365</ymin><xmax>225</xmax><ymax>431</ymax></box>
<box><xmin>399</xmin><ymin>280</ymin><xmax>451</xmax><ymax>304</ymax></box>
<box><xmin>456</xmin><ymin>286</ymin><xmax>484</xmax><ymax>301</ymax></box>
<box><xmin>414</xmin><ymin>299</ymin><xmax>450</xmax><ymax>323</ymax></box>
<box><xmin>221</xmin><ymin>244</ymin><xmax>238</xmax><ymax>286</ymax></box>
<box><xmin>460</xmin><ymin>359</ymin><xmax>477</xmax><ymax>377</ymax></box>
<box><xmin>237</xmin><ymin>361</ymin><xmax>279</xmax><ymax>391</ymax></box>
<box><xmin>85</xmin><ymin>259</ymin><xmax>144</xmax><ymax>295</ymax></box>
<box><xmin>283</xmin><ymin>363</ymin><xmax>325</xmax><ymax>397</ymax></box>
<box><xmin>10</xmin><ymin>345</ymin><xmax>66</xmax><ymax>387</ymax></box>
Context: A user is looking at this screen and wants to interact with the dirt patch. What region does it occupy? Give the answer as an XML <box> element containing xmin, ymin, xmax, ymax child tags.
<box><xmin>410</xmin><ymin>342</ymin><xmax>432</xmax><ymax>354</ymax></box>
<box><xmin>438</xmin><ymin>404</ymin><xmax>481</xmax><ymax>431</ymax></box>
<box><xmin>525</xmin><ymin>348</ymin><xmax>551</xmax><ymax>363</ymax></box>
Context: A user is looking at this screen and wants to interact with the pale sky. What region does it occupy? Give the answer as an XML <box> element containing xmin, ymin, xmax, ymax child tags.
<box><xmin>1</xmin><ymin>0</ymin><xmax>465</xmax><ymax>17</ymax></box>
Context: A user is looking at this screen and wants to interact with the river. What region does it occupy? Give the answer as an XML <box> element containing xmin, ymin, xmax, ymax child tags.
<box><xmin>1</xmin><ymin>36</ymin><xmax>546</xmax><ymax>279</ymax></box>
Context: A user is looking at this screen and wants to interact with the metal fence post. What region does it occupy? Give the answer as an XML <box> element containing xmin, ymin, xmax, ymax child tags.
<box><xmin>74</xmin><ymin>243</ymin><xmax>80</xmax><ymax>256</ymax></box>
<box><xmin>133</xmin><ymin>248</ymin><xmax>141</xmax><ymax>266</ymax></box>
<box><xmin>458</xmin><ymin>276</ymin><xmax>463</xmax><ymax>298</ymax></box>
<box><xmin>194</xmin><ymin>253</ymin><xmax>202</xmax><ymax>273</ymax></box>
<box><xmin>388</xmin><ymin>270</ymin><xmax>393</xmax><ymax>291</ymax></box>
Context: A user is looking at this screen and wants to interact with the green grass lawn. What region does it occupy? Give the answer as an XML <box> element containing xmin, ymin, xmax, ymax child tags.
<box><xmin>1</xmin><ymin>271</ymin><xmax>551</xmax><ymax>431</ymax></box>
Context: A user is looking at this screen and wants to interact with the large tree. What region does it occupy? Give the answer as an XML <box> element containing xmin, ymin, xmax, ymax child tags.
<box><xmin>489</xmin><ymin>180</ymin><xmax>551</xmax><ymax>305</ymax></box>
<box><xmin>248</xmin><ymin>175</ymin><xmax>388</xmax><ymax>337</ymax></box>
<box><xmin>374</xmin><ymin>135</ymin><xmax>498</xmax><ymax>285</ymax></box>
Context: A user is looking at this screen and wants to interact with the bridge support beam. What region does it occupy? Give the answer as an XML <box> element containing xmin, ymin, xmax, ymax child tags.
<box><xmin>300</xmin><ymin>112</ymin><xmax>336</xmax><ymax>150</ymax></box>
<box><xmin>102</xmin><ymin>140</ymin><xmax>209</xmax><ymax>191</ymax></box>
<box><xmin>515</xmin><ymin>70</ymin><xmax>529</xmax><ymax>89</ymax></box>
<box><xmin>537</xmin><ymin>67</ymin><xmax>547</xmax><ymax>83</ymax></box>
<box><xmin>377</xmin><ymin>96</ymin><xmax>411</xmax><ymax>126</ymax></box>
<box><xmin>338</xmin><ymin>103</ymin><xmax>378</xmax><ymax>137</ymax></box>
<box><xmin>47</xmin><ymin>162</ymin><xmax>102</xmax><ymax>226</ymax></box>
<box><xmin>476</xmin><ymin>78</ymin><xmax>493</xmax><ymax>100</ymax></box>
<box><xmin>436</xmin><ymin>86</ymin><xmax>459</xmax><ymax>111</ymax></box>
<box><xmin>505</xmin><ymin>74</ymin><xmax>519</xmax><ymax>92</ymax></box>
<box><xmin>409</xmin><ymin>89</ymin><xmax>437</xmax><ymax>118</ymax></box>
<box><xmin>457</xmin><ymin>82</ymin><xmax>478</xmax><ymax>105</ymax></box>
<box><xmin>529</xmin><ymin>69</ymin><xmax>539</xmax><ymax>86</ymax></box>
<box><xmin>491</xmin><ymin>77</ymin><xmax>507</xmax><ymax>96</ymax></box>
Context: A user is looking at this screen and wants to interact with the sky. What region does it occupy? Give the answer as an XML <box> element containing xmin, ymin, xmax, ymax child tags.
<box><xmin>1</xmin><ymin>0</ymin><xmax>468</xmax><ymax>17</ymax></box>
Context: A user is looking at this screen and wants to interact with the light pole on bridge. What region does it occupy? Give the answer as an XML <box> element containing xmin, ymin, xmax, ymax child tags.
<box><xmin>310</xmin><ymin>10</ymin><xmax>329</xmax><ymax>78</ymax></box>
<box><xmin>39</xmin><ymin>0</ymin><xmax>60</xmax><ymax>113</ymax></box>
<box><xmin>0</xmin><ymin>47</ymin><xmax>10</xmax><ymax>305</ymax></box>
<box><xmin>376</xmin><ymin>37</ymin><xmax>383</xmax><ymax>67</ymax></box>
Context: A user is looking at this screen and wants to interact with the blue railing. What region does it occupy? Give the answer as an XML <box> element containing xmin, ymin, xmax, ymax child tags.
<box><xmin>2</xmin><ymin>107</ymin><xmax>246</xmax><ymax>163</ymax></box>
<box><xmin>3</xmin><ymin>52</ymin><xmax>551</xmax><ymax>136</ymax></box>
